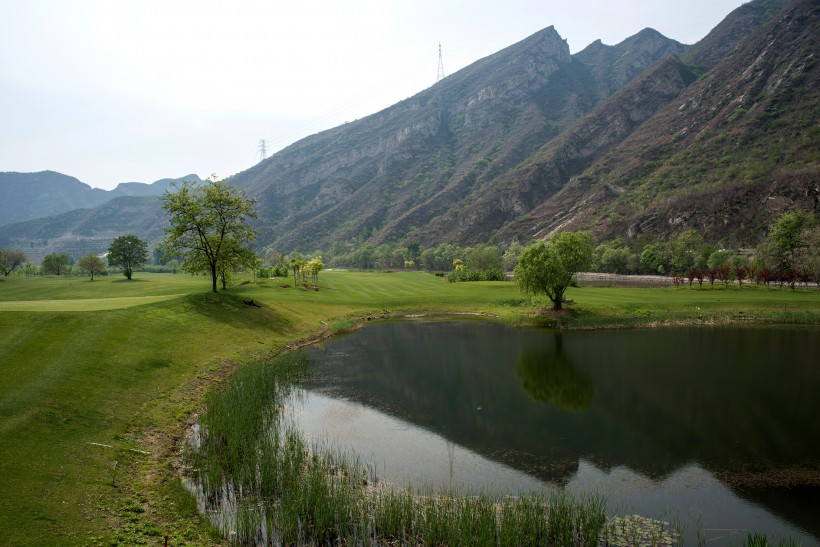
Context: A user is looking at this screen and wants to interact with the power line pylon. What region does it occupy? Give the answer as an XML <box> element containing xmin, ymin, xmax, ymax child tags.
<box><xmin>436</xmin><ymin>42</ymin><xmax>445</xmax><ymax>82</ymax></box>
<box><xmin>258</xmin><ymin>139</ymin><xmax>268</xmax><ymax>162</ymax></box>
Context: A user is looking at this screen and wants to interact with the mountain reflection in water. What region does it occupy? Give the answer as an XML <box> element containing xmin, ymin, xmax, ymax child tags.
<box><xmin>300</xmin><ymin>321</ymin><xmax>820</xmax><ymax>542</ymax></box>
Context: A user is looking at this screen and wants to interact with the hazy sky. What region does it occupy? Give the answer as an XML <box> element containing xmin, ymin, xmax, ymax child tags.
<box><xmin>1</xmin><ymin>0</ymin><xmax>746</xmax><ymax>190</ymax></box>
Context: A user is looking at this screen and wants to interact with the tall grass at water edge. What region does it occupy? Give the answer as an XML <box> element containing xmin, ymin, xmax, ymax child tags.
<box><xmin>186</xmin><ymin>353</ymin><xmax>611</xmax><ymax>545</ymax></box>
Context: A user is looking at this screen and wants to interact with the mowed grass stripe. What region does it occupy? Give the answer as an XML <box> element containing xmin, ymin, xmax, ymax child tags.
<box><xmin>0</xmin><ymin>294</ymin><xmax>186</xmax><ymax>311</ymax></box>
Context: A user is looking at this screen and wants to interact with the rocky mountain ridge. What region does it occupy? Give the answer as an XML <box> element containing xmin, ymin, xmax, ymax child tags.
<box><xmin>1</xmin><ymin>0</ymin><xmax>814</xmax><ymax>260</ymax></box>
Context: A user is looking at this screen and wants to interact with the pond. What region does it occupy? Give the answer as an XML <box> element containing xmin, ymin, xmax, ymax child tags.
<box><xmin>290</xmin><ymin>321</ymin><xmax>820</xmax><ymax>545</ymax></box>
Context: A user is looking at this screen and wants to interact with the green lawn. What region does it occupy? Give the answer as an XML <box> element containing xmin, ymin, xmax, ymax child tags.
<box><xmin>0</xmin><ymin>271</ymin><xmax>817</xmax><ymax>544</ymax></box>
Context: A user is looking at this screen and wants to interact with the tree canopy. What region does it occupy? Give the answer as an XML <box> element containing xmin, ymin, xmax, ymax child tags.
<box><xmin>161</xmin><ymin>178</ymin><xmax>258</xmax><ymax>292</ymax></box>
<box><xmin>0</xmin><ymin>248</ymin><xmax>27</xmax><ymax>276</ymax></box>
<box><xmin>107</xmin><ymin>234</ymin><xmax>148</xmax><ymax>280</ymax></box>
<box><xmin>41</xmin><ymin>253</ymin><xmax>72</xmax><ymax>276</ymax></box>
<box><xmin>76</xmin><ymin>254</ymin><xmax>106</xmax><ymax>280</ymax></box>
<box><xmin>515</xmin><ymin>231</ymin><xmax>592</xmax><ymax>311</ymax></box>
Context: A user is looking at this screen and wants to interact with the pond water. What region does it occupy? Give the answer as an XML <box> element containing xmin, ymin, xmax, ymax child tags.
<box><xmin>291</xmin><ymin>321</ymin><xmax>820</xmax><ymax>545</ymax></box>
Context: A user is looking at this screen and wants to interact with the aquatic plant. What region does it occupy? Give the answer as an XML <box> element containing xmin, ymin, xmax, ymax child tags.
<box><xmin>185</xmin><ymin>352</ymin><xmax>610</xmax><ymax>545</ymax></box>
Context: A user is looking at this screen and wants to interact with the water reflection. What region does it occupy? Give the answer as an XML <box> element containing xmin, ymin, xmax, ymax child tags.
<box><xmin>302</xmin><ymin>321</ymin><xmax>820</xmax><ymax>542</ymax></box>
<box><xmin>516</xmin><ymin>334</ymin><xmax>594</xmax><ymax>411</ymax></box>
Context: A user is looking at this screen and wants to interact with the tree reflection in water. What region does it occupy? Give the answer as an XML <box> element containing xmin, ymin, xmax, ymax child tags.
<box><xmin>516</xmin><ymin>333</ymin><xmax>594</xmax><ymax>411</ymax></box>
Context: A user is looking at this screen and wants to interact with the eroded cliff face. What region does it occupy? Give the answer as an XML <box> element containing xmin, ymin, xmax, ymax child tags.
<box><xmin>516</xmin><ymin>0</ymin><xmax>818</xmax><ymax>246</ymax></box>
<box><xmin>230</xmin><ymin>25</ymin><xmax>688</xmax><ymax>250</ymax></box>
<box><xmin>418</xmin><ymin>55</ymin><xmax>698</xmax><ymax>245</ymax></box>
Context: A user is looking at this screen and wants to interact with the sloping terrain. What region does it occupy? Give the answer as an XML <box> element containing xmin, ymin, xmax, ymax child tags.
<box><xmin>1</xmin><ymin>0</ymin><xmax>812</xmax><ymax>258</ymax></box>
<box><xmin>508</xmin><ymin>0</ymin><xmax>817</xmax><ymax>246</ymax></box>
<box><xmin>0</xmin><ymin>196</ymin><xmax>167</xmax><ymax>262</ymax></box>
<box><xmin>231</xmin><ymin>25</ymin><xmax>686</xmax><ymax>251</ymax></box>
<box><xmin>0</xmin><ymin>171</ymin><xmax>200</xmax><ymax>227</ymax></box>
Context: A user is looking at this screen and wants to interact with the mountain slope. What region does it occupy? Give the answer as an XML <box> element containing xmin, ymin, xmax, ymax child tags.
<box><xmin>509</xmin><ymin>0</ymin><xmax>818</xmax><ymax>245</ymax></box>
<box><xmin>0</xmin><ymin>196</ymin><xmax>167</xmax><ymax>263</ymax></box>
<box><xmin>2</xmin><ymin>0</ymin><xmax>809</xmax><ymax>258</ymax></box>
<box><xmin>0</xmin><ymin>171</ymin><xmax>201</xmax><ymax>227</ymax></box>
<box><xmin>232</xmin><ymin>26</ymin><xmax>686</xmax><ymax>251</ymax></box>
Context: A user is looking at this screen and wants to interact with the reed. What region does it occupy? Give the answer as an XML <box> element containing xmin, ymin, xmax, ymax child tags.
<box><xmin>186</xmin><ymin>352</ymin><xmax>610</xmax><ymax>545</ymax></box>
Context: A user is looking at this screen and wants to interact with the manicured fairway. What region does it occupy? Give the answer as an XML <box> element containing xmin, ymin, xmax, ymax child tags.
<box><xmin>0</xmin><ymin>271</ymin><xmax>817</xmax><ymax>544</ymax></box>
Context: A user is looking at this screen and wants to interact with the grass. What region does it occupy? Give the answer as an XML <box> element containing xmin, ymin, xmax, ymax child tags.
<box><xmin>0</xmin><ymin>271</ymin><xmax>817</xmax><ymax>544</ymax></box>
<box><xmin>187</xmin><ymin>353</ymin><xmax>609</xmax><ymax>544</ymax></box>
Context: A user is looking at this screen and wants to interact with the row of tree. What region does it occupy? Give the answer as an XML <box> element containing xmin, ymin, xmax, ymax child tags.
<box><xmin>306</xmin><ymin>211</ymin><xmax>817</xmax><ymax>289</ymax></box>
<box><xmin>0</xmin><ymin>235</ymin><xmax>150</xmax><ymax>280</ymax></box>
<box><xmin>3</xmin><ymin>176</ymin><xmax>816</xmax><ymax>298</ymax></box>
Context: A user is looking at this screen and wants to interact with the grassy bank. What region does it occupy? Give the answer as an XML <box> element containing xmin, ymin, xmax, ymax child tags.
<box><xmin>0</xmin><ymin>271</ymin><xmax>817</xmax><ymax>544</ymax></box>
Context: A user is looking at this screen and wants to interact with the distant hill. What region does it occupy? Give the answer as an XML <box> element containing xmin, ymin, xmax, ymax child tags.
<box><xmin>0</xmin><ymin>171</ymin><xmax>202</xmax><ymax>227</ymax></box>
<box><xmin>0</xmin><ymin>173</ymin><xmax>202</xmax><ymax>262</ymax></box>
<box><xmin>0</xmin><ymin>196</ymin><xmax>167</xmax><ymax>263</ymax></box>
<box><xmin>2</xmin><ymin>0</ymin><xmax>815</xmax><ymax>260</ymax></box>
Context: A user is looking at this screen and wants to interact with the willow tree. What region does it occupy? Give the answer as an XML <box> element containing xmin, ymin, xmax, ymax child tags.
<box><xmin>161</xmin><ymin>178</ymin><xmax>257</xmax><ymax>292</ymax></box>
<box><xmin>515</xmin><ymin>231</ymin><xmax>592</xmax><ymax>311</ymax></box>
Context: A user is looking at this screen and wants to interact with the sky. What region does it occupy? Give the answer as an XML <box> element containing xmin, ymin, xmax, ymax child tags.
<box><xmin>1</xmin><ymin>0</ymin><xmax>747</xmax><ymax>190</ymax></box>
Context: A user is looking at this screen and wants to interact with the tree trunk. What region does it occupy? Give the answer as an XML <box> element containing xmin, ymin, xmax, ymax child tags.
<box><xmin>211</xmin><ymin>263</ymin><xmax>218</xmax><ymax>292</ymax></box>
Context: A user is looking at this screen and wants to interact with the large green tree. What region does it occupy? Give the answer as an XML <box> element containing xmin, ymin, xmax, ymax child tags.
<box><xmin>107</xmin><ymin>234</ymin><xmax>149</xmax><ymax>280</ymax></box>
<box><xmin>515</xmin><ymin>231</ymin><xmax>592</xmax><ymax>311</ymax></box>
<box><xmin>0</xmin><ymin>248</ymin><xmax>27</xmax><ymax>276</ymax></box>
<box><xmin>76</xmin><ymin>254</ymin><xmax>106</xmax><ymax>280</ymax></box>
<box><xmin>769</xmin><ymin>211</ymin><xmax>814</xmax><ymax>272</ymax></box>
<box><xmin>41</xmin><ymin>253</ymin><xmax>72</xmax><ymax>275</ymax></box>
<box><xmin>161</xmin><ymin>178</ymin><xmax>258</xmax><ymax>292</ymax></box>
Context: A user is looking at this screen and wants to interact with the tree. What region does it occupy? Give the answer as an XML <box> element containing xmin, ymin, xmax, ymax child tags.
<box><xmin>107</xmin><ymin>234</ymin><xmax>148</xmax><ymax>280</ymax></box>
<box><xmin>289</xmin><ymin>254</ymin><xmax>304</xmax><ymax>286</ymax></box>
<box><xmin>770</xmin><ymin>211</ymin><xmax>812</xmax><ymax>271</ymax></box>
<box><xmin>639</xmin><ymin>242</ymin><xmax>669</xmax><ymax>275</ymax></box>
<box><xmin>670</xmin><ymin>229</ymin><xmax>704</xmax><ymax>275</ymax></box>
<box><xmin>515</xmin><ymin>231</ymin><xmax>592</xmax><ymax>311</ymax></box>
<box><xmin>76</xmin><ymin>254</ymin><xmax>106</xmax><ymax>280</ymax></box>
<box><xmin>502</xmin><ymin>242</ymin><xmax>524</xmax><ymax>272</ymax></box>
<box><xmin>41</xmin><ymin>253</ymin><xmax>72</xmax><ymax>275</ymax></box>
<box><xmin>0</xmin><ymin>248</ymin><xmax>27</xmax><ymax>276</ymax></box>
<box><xmin>161</xmin><ymin>178</ymin><xmax>258</xmax><ymax>292</ymax></box>
<box><xmin>801</xmin><ymin>225</ymin><xmax>820</xmax><ymax>289</ymax></box>
<box><xmin>303</xmin><ymin>256</ymin><xmax>324</xmax><ymax>287</ymax></box>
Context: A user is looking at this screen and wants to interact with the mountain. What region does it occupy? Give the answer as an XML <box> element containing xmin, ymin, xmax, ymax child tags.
<box><xmin>2</xmin><ymin>0</ymin><xmax>813</xmax><ymax>259</ymax></box>
<box><xmin>230</xmin><ymin>25</ymin><xmax>686</xmax><ymax>251</ymax></box>
<box><xmin>0</xmin><ymin>171</ymin><xmax>202</xmax><ymax>227</ymax></box>
<box><xmin>503</xmin><ymin>0</ymin><xmax>817</xmax><ymax>246</ymax></box>
<box><xmin>0</xmin><ymin>196</ymin><xmax>167</xmax><ymax>263</ymax></box>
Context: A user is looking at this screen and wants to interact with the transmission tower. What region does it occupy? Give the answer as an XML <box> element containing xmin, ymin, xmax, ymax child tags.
<box><xmin>258</xmin><ymin>139</ymin><xmax>268</xmax><ymax>162</ymax></box>
<box><xmin>436</xmin><ymin>42</ymin><xmax>445</xmax><ymax>82</ymax></box>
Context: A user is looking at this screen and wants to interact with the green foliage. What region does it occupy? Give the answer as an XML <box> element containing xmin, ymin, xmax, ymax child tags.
<box><xmin>516</xmin><ymin>231</ymin><xmax>593</xmax><ymax>310</ymax></box>
<box><xmin>707</xmin><ymin>249</ymin><xmax>733</xmax><ymax>270</ymax></box>
<box><xmin>770</xmin><ymin>211</ymin><xmax>814</xmax><ymax>271</ymax></box>
<box><xmin>639</xmin><ymin>241</ymin><xmax>670</xmax><ymax>275</ymax></box>
<box><xmin>41</xmin><ymin>252</ymin><xmax>73</xmax><ymax>275</ymax></box>
<box><xmin>593</xmin><ymin>240</ymin><xmax>638</xmax><ymax>274</ymax></box>
<box><xmin>0</xmin><ymin>248</ymin><xmax>28</xmax><ymax>276</ymax></box>
<box><xmin>107</xmin><ymin>234</ymin><xmax>148</xmax><ymax>280</ymax></box>
<box><xmin>448</xmin><ymin>244</ymin><xmax>505</xmax><ymax>282</ymax></box>
<box><xmin>670</xmin><ymin>229</ymin><xmax>705</xmax><ymax>274</ymax></box>
<box><xmin>76</xmin><ymin>253</ymin><xmax>106</xmax><ymax>280</ymax></box>
<box><xmin>161</xmin><ymin>178</ymin><xmax>258</xmax><ymax>292</ymax></box>
<box><xmin>502</xmin><ymin>241</ymin><xmax>524</xmax><ymax>272</ymax></box>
